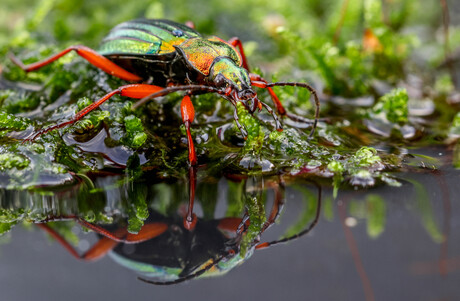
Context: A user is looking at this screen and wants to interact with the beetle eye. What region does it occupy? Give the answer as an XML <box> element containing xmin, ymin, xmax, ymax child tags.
<box><xmin>214</xmin><ymin>75</ymin><xmax>227</xmax><ymax>88</ymax></box>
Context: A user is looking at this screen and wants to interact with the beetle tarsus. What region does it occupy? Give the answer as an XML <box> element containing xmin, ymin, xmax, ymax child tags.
<box><xmin>260</xmin><ymin>101</ymin><xmax>283</xmax><ymax>132</ymax></box>
<box><xmin>233</xmin><ymin>108</ymin><xmax>248</xmax><ymax>139</ymax></box>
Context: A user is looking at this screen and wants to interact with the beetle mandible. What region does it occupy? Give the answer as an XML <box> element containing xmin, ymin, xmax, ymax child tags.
<box><xmin>11</xmin><ymin>19</ymin><xmax>320</xmax><ymax>165</ymax></box>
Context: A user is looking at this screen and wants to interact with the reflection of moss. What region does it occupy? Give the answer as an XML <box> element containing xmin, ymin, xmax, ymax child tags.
<box><xmin>407</xmin><ymin>179</ymin><xmax>443</xmax><ymax>243</ymax></box>
<box><xmin>46</xmin><ymin>221</ymin><xmax>79</xmax><ymax>246</ymax></box>
<box><xmin>366</xmin><ymin>194</ymin><xmax>386</xmax><ymax>238</ymax></box>
<box><xmin>240</xmin><ymin>178</ymin><xmax>266</xmax><ymax>255</ymax></box>
<box><xmin>283</xmin><ymin>185</ymin><xmax>318</xmax><ymax>237</ymax></box>
<box><xmin>349</xmin><ymin>194</ymin><xmax>386</xmax><ymax>238</ymax></box>
<box><xmin>126</xmin><ymin>182</ymin><xmax>149</xmax><ymax>234</ymax></box>
<box><xmin>348</xmin><ymin>194</ymin><xmax>386</xmax><ymax>239</ymax></box>
<box><xmin>225</xmin><ymin>180</ymin><xmax>245</xmax><ymax>217</ymax></box>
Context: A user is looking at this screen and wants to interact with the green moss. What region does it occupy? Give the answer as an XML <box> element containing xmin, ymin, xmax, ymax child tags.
<box><xmin>354</xmin><ymin>147</ymin><xmax>382</xmax><ymax>167</ymax></box>
<box><xmin>73</xmin><ymin>110</ymin><xmax>110</xmax><ymax>133</ymax></box>
<box><xmin>122</xmin><ymin>115</ymin><xmax>147</xmax><ymax>148</ymax></box>
<box><xmin>269</xmin><ymin>128</ymin><xmax>311</xmax><ymax>156</ymax></box>
<box><xmin>0</xmin><ymin>222</ymin><xmax>17</xmax><ymax>236</ymax></box>
<box><xmin>371</xmin><ymin>88</ymin><xmax>409</xmax><ymax>124</ymax></box>
<box><xmin>0</xmin><ymin>111</ymin><xmax>30</xmax><ymax>131</ymax></box>
<box><xmin>236</xmin><ymin>102</ymin><xmax>264</xmax><ymax>150</ymax></box>
<box><xmin>0</xmin><ymin>154</ymin><xmax>29</xmax><ymax>170</ymax></box>
<box><xmin>327</xmin><ymin>161</ymin><xmax>344</xmax><ymax>173</ymax></box>
<box><xmin>0</xmin><ymin>90</ymin><xmax>41</xmax><ymax>114</ymax></box>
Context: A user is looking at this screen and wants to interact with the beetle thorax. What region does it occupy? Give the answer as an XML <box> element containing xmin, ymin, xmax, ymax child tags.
<box><xmin>209</xmin><ymin>57</ymin><xmax>258</xmax><ymax>112</ymax></box>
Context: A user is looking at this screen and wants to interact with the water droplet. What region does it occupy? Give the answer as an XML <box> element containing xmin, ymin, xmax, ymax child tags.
<box><xmin>172</xmin><ymin>29</ymin><xmax>184</xmax><ymax>37</ymax></box>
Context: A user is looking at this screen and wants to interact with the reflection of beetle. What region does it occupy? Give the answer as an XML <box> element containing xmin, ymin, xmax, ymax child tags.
<box><xmin>38</xmin><ymin>180</ymin><xmax>321</xmax><ymax>285</ymax></box>
<box><xmin>38</xmin><ymin>211</ymin><xmax>253</xmax><ymax>283</ymax></box>
<box><xmin>110</xmin><ymin>212</ymin><xmax>250</xmax><ymax>281</ymax></box>
<box><xmin>11</xmin><ymin>19</ymin><xmax>320</xmax><ymax>165</ymax></box>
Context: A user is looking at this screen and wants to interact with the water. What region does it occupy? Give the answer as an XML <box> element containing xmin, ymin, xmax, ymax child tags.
<box><xmin>0</xmin><ymin>154</ymin><xmax>459</xmax><ymax>301</ymax></box>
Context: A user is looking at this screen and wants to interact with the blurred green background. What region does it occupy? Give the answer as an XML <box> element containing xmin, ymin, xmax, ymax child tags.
<box><xmin>0</xmin><ymin>0</ymin><xmax>455</xmax><ymax>98</ymax></box>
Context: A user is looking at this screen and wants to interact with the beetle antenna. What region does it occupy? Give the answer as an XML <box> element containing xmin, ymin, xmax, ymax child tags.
<box><xmin>137</xmin><ymin>254</ymin><xmax>226</xmax><ymax>285</ymax></box>
<box><xmin>264</xmin><ymin>82</ymin><xmax>320</xmax><ymax>139</ymax></box>
<box><xmin>254</xmin><ymin>182</ymin><xmax>322</xmax><ymax>250</ymax></box>
<box><xmin>132</xmin><ymin>85</ymin><xmax>221</xmax><ymax>110</ymax></box>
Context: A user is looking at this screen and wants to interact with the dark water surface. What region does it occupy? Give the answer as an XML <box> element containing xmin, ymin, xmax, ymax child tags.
<box><xmin>0</xmin><ymin>150</ymin><xmax>459</xmax><ymax>301</ymax></box>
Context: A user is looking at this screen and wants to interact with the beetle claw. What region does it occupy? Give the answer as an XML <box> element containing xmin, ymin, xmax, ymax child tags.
<box><xmin>184</xmin><ymin>213</ymin><xmax>197</xmax><ymax>231</ymax></box>
<box><xmin>240</xmin><ymin>127</ymin><xmax>248</xmax><ymax>139</ymax></box>
<box><xmin>276</xmin><ymin>120</ymin><xmax>283</xmax><ymax>132</ymax></box>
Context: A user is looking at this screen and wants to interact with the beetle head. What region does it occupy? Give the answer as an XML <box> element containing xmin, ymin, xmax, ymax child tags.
<box><xmin>209</xmin><ymin>57</ymin><xmax>259</xmax><ymax>113</ymax></box>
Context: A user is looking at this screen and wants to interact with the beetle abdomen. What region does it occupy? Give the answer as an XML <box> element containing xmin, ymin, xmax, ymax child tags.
<box><xmin>98</xmin><ymin>19</ymin><xmax>200</xmax><ymax>56</ymax></box>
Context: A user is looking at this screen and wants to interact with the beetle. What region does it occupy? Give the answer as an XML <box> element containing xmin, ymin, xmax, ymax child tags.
<box><xmin>37</xmin><ymin>177</ymin><xmax>322</xmax><ymax>285</ymax></box>
<box><xmin>10</xmin><ymin>18</ymin><xmax>320</xmax><ymax>166</ymax></box>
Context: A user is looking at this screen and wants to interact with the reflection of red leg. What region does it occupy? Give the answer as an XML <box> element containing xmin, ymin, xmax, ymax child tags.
<box><xmin>37</xmin><ymin>223</ymin><xmax>122</xmax><ymax>261</ymax></box>
<box><xmin>84</xmin><ymin>236</ymin><xmax>121</xmax><ymax>260</ymax></box>
<box><xmin>228</xmin><ymin>37</ymin><xmax>250</xmax><ymax>70</ymax></box>
<box><xmin>27</xmin><ymin>84</ymin><xmax>163</xmax><ymax>141</ymax></box>
<box><xmin>38</xmin><ymin>220</ymin><xmax>168</xmax><ymax>261</ymax></box>
<box><xmin>10</xmin><ymin>45</ymin><xmax>142</xmax><ymax>82</ymax></box>
<box><xmin>260</xmin><ymin>179</ymin><xmax>285</xmax><ymax>234</ymax></box>
<box><xmin>77</xmin><ymin>218</ymin><xmax>168</xmax><ymax>244</ymax></box>
<box><xmin>250</xmin><ymin>74</ymin><xmax>286</xmax><ymax>116</ymax></box>
<box><xmin>180</xmin><ymin>95</ymin><xmax>197</xmax><ymax>166</ymax></box>
<box><xmin>255</xmin><ymin>182</ymin><xmax>321</xmax><ymax>250</ymax></box>
<box><xmin>125</xmin><ymin>223</ymin><xmax>168</xmax><ymax>243</ymax></box>
<box><xmin>218</xmin><ymin>217</ymin><xmax>243</xmax><ymax>232</ymax></box>
<box><xmin>184</xmin><ymin>166</ymin><xmax>198</xmax><ymax>230</ymax></box>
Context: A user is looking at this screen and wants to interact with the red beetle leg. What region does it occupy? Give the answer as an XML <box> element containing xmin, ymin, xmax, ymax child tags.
<box><xmin>10</xmin><ymin>45</ymin><xmax>142</xmax><ymax>82</ymax></box>
<box><xmin>180</xmin><ymin>95</ymin><xmax>197</xmax><ymax>166</ymax></box>
<box><xmin>25</xmin><ymin>84</ymin><xmax>163</xmax><ymax>141</ymax></box>
<box><xmin>228</xmin><ymin>37</ymin><xmax>250</xmax><ymax>70</ymax></box>
<box><xmin>250</xmin><ymin>74</ymin><xmax>287</xmax><ymax>116</ymax></box>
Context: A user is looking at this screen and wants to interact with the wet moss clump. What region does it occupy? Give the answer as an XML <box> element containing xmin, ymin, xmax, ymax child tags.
<box><xmin>369</xmin><ymin>88</ymin><xmax>409</xmax><ymax>125</ymax></box>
